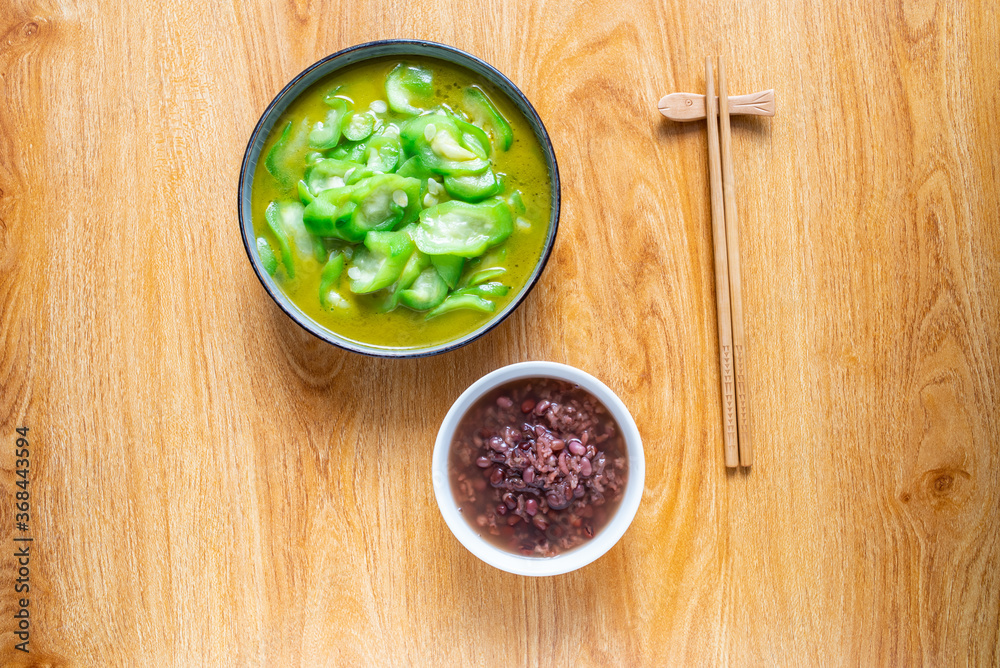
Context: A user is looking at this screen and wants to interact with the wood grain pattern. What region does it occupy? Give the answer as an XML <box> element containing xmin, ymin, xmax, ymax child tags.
<box><xmin>0</xmin><ymin>0</ymin><xmax>997</xmax><ymax>665</ymax></box>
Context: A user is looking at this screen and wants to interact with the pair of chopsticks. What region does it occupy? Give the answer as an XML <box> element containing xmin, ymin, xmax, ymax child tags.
<box><xmin>704</xmin><ymin>56</ymin><xmax>752</xmax><ymax>468</ymax></box>
<box><xmin>658</xmin><ymin>59</ymin><xmax>773</xmax><ymax>468</ymax></box>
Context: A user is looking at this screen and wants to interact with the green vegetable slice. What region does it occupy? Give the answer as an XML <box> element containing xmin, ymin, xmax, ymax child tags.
<box><xmin>256</xmin><ymin>237</ymin><xmax>279</xmax><ymax>276</ymax></box>
<box><xmin>364</xmin><ymin>134</ymin><xmax>402</xmax><ymax>173</ymax></box>
<box><xmin>477</xmin><ymin>245</ymin><xmax>508</xmax><ymax>268</ymax></box>
<box><xmin>465</xmin><ymin>267</ymin><xmax>506</xmax><ymax>286</ymax></box>
<box><xmin>506</xmin><ymin>189</ymin><xmax>526</xmax><ymax>215</ymax></box>
<box><xmin>335</xmin><ymin>132</ymin><xmax>382</xmax><ymax>163</ymax></box>
<box><xmin>385</xmin><ymin>64</ymin><xmax>434</xmax><ymax>115</ymax></box>
<box><xmin>426</xmin><ymin>293</ymin><xmax>496</xmax><ymax>319</ymax></box>
<box><xmin>383</xmin><ymin>248</ymin><xmax>431</xmax><ymax>311</ymax></box>
<box><xmin>318</xmin><ymin>252</ymin><xmax>346</xmax><ymax>309</ymax></box>
<box><xmin>343</xmin><ymin>112</ymin><xmax>376</xmax><ymax>142</ymax></box>
<box><xmin>347</xmin><ymin>174</ymin><xmax>422</xmax><ymax>240</ymax></box>
<box><xmin>413</xmin><ymin>198</ymin><xmax>513</xmax><ymax>258</ymax></box>
<box><xmin>430</xmin><ymin>254</ymin><xmax>463</xmax><ymax>289</ymax></box>
<box><xmin>297</xmin><ymin>180</ymin><xmax>315</xmax><ymax>204</ymax></box>
<box><xmin>475</xmin><ymin>281</ymin><xmax>509</xmax><ymax>296</ymax></box>
<box><xmin>443</xmin><ymin>167</ymin><xmax>502</xmax><ymax>201</ymax></box>
<box><xmin>330</xmin><ymin>144</ymin><xmax>350</xmax><ymax>160</ymax></box>
<box><xmin>454</xmin><ymin>118</ymin><xmax>491</xmax><ymax>159</ymax></box>
<box><xmin>400</xmin><ymin>114</ymin><xmax>489</xmax><ymax>176</ymax></box>
<box><xmin>397</xmin><ymin>248</ymin><xmax>431</xmax><ymax>288</ymax></box>
<box><xmin>323</xmin><ymin>86</ymin><xmax>345</xmax><ymax>106</ymax></box>
<box><xmin>396</xmin><ymin>156</ymin><xmax>433</xmax><ymax>180</ymax></box>
<box><xmin>302</xmin><ymin>185</ymin><xmax>360</xmax><ymax>238</ymax></box>
<box><xmin>399</xmin><ymin>266</ymin><xmax>449</xmax><ymax>310</ymax></box>
<box><xmin>265</xmin><ymin>200</ymin><xmax>318</xmax><ymax>279</ymax></box>
<box><xmin>304</xmin><ymin>172</ymin><xmax>421</xmax><ymax>242</ymax></box>
<box><xmin>309</xmin><ymin>98</ymin><xmax>349</xmax><ymax>150</ymax></box>
<box><xmin>455</xmin><ymin>281</ymin><xmax>509</xmax><ymax>297</ymax></box>
<box><xmin>305</xmin><ymin>158</ymin><xmax>363</xmax><ymax>194</ymax></box>
<box><xmin>345</xmin><ymin>166</ymin><xmax>375</xmax><ymax>185</ymax></box>
<box><xmin>347</xmin><ymin>229</ymin><xmax>415</xmax><ymax>294</ymax></box>
<box><xmin>462</xmin><ymin>86</ymin><xmax>513</xmax><ymax>150</ymax></box>
<box><xmin>265</xmin><ymin>120</ymin><xmax>309</xmax><ymax>188</ymax></box>
<box><xmin>308</xmin><ymin>121</ymin><xmax>337</xmax><ymax>151</ymax></box>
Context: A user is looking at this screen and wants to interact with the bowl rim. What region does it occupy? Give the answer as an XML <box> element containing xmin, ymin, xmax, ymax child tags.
<box><xmin>431</xmin><ymin>361</ymin><xmax>645</xmax><ymax>576</ymax></box>
<box><xmin>238</xmin><ymin>39</ymin><xmax>561</xmax><ymax>358</ymax></box>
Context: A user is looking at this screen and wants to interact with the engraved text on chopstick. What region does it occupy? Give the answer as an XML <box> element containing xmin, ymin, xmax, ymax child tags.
<box><xmin>723</xmin><ymin>345</ymin><xmax>736</xmax><ymax>439</ymax></box>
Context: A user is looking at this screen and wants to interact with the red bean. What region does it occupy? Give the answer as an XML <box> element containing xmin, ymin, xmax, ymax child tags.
<box><xmin>550</xmin><ymin>439</ymin><xmax>565</xmax><ymax>451</ymax></box>
<box><xmin>488</xmin><ymin>436</ymin><xmax>505</xmax><ymax>451</ymax></box>
<box><xmin>546</xmin><ymin>490</ymin><xmax>570</xmax><ymax>510</ymax></box>
<box><xmin>502</xmin><ymin>492</ymin><xmax>516</xmax><ymax>510</ymax></box>
<box><xmin>521</xmin><ymin>399</ymin><xmax>536</xmax><ymax>413</ymax></box>
<box><xmin>525</xmin><ymin>498</ymin><xmax>538</xmax><ymax>516</ymax></box>
<box><xmin>496</xmin><ymin>504</ymin><xmax>508</xmax><ymax>516</ymax></box>
<box><xmin>497</xmin><ymin>396</ymin><xmax>513</xmax><ymax>408</ymax></box>
<box><xmin>567</xmin><ymin>439</ymin><xmax>585</xmax><ymax>456</ymax></box>
<box><xmin>523</xmin><ymin>467</ymin><xmax>535</xmax><ymax>484</ymax></box>
<box><xmin>534</xmin><ymin>400</ymin><xmax>551</xmax><ymax>415</ymax></box>
<box><xmin>579</xmin><ymin>458</ymin><xmax>593</xmax><ymax>477</ymax></box>
<box><xmin>476</xmin><ymin>456</ymin><xmax>491</xmax><ymax>468</ymax></box>
<box><xmin>490</xmin><ymin>467</ymin><xmax>504</xmax><ymax>486</ymax></box>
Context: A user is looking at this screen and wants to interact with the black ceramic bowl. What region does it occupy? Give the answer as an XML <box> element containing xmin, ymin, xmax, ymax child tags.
<box><xmin>238</xmin><ymin>40</ymin><xmax>560</xmax><ymax>357</ymax></box>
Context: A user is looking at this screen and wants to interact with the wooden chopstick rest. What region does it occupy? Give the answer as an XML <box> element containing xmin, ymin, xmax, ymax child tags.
<box><xmin>658</xmin><ymin>89</ymin><xmax>775</xmax><ymax>121</ymax></box>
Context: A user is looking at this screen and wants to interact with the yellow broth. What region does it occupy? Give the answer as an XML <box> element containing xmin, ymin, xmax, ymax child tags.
<box><xmin>250</xmin><ymin>56</ymin><xmax>552</xmax><ymax>350</ymax></box>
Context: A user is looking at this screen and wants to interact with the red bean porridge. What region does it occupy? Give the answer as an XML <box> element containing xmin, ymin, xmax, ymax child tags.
<box><xmin>449</xmin><ymin>378</ymin><xmax>628</xmax><ymax>557</ymax></box>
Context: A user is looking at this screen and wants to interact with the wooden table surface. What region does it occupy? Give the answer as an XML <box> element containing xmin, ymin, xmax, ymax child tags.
<box><xmin>2</xmin><ymin>0</ymin><xmax>998</xmax><ymax>665</ymax></box>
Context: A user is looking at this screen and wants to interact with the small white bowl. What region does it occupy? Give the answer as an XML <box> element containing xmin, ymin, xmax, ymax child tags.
<box><xmin>432</xmin><ymin>361</ymin><xmax>645</xmax><ymax>576</ymax></box>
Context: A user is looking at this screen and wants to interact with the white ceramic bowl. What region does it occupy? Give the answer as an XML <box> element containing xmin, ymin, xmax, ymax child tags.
<box><xmin>432</xmin><ymin>361</ymin><xmax>645</xmax><ymax>576</ymax></box>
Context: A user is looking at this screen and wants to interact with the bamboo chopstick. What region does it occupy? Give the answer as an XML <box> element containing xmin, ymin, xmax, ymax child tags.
<box><xmin>705</xmin><ymin>57</ymin><xmax>739</xmax><ymax>468</ymax></box>
<box><xmin>718</xmin><ymin>57</ymin><xmax>753</xmax><ymax>468</ymax></box>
